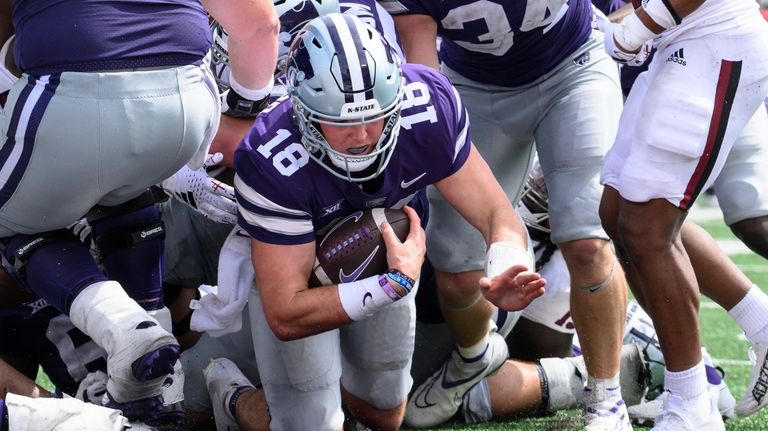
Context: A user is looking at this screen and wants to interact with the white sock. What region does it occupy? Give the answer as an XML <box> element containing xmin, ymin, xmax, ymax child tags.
<box><xmin>457</xmin><ymin>333</ymin><xmax>489</xmax><ymax>362</ymax></box>
<box><xmin>664</xmin><ymin>360</ymin><xmax>709</xmax><ymax>411</ymax></box>
<box><xmin>728</xmin><ymin>285</ymin><xmax>768</xmax><ymax>343</ymax></box>
<box><xmin>585</xmin><ymin>373</ymin><xmax>622</xmax><ymax>404</ymax></box>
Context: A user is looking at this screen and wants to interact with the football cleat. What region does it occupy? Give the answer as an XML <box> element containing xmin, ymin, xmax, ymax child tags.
<box><xmin>628</xmin><ymin>349</ymin><xmax>737</xmax><ymax>425</ymax></box>
<box><xmin>404</xmin><ymin>332</ymin><xmax>508</xmax><ymax>428</ymax></box>
<box><xmin>69</xmin><ymin>282</ymin><xmax>180</xmax><ymax>422</ymax></box>
<box><xmin>735</xmin><ymin>341</ymin><xmax>768</xmax><ymax>417</ymax></box>
<box><xmin>650</xmin><ymin>388</ymin><xmax>725</xmax><ymax>431</ymax></box>
<box><xmin>204</xmin><ymin>357</ymin><xmax>256</xmax><ymax>431</ymax></box>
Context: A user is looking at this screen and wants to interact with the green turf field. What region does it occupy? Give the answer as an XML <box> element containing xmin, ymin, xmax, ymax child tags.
<box><xmin>34</xmin><ymin>201</ymin><xmax>768</xmax><ymax>430</ymax></box>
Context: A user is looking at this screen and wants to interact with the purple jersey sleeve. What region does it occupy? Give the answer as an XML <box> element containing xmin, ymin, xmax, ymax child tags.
<box><xmin>234</xmin><ymin>64</ymin><xmax>471</xmax><ymax>245</ymax></box>
<box><xmin>394</xmin><ymin>0</ymin><xmax>593</xmax><ymax>87</ymax></box>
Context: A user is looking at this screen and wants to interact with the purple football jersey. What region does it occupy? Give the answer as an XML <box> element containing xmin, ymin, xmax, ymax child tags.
<box><xmin>12</xmin><ymin>0</ymin><xmax>210</xmax><ymax>75</ymax></box>
<box><xmin>234</xmin><ymin>64</ymin><xmax>471</xmax><ymax>245</ymax></box>
<box><xmin>394</xmin><ymin>0</ymin><xmax>593</xmax><ymax>87</ymax></box>
<box><xmin>0</xmin><ymin>299</ymin><xmax>106</xmax><ymax>396</ymax></box>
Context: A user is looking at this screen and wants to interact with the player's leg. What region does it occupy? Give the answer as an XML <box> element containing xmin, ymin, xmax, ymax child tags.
<box><xmin>340</xmin><ymin>285</ymin><xmax>417</xmax><ymax>430</ymax></box>
<box><xmin>604</xmin><ymin>33</ymin><xmax>768</xmax><ymax>428</ymax></box>
<box><xmin>534</xmin><ymin>35</ymin><xmax>630</xmax><ymax>429</ymax></box>
<box><xmin>680</xmin><ymin>221</ymin><xmax>768</xmax><ymax>416</ymax></box>
<box><xmin>248</xmin><ymin>287</ymin><xmax>344</xmax><ymax>431</ymax></box>
<box><xmin>405</xmin><ymin>63</ymin><xmax>538</xmax><ymax>428</ymax></box>
<box><xmin>713</xmin><ymin>105</ymin><xmax>768</xmax><ymax>260</ymax></box>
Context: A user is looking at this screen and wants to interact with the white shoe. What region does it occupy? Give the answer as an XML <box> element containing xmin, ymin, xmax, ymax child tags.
<box><xmin>69</xmin><ymin>282</ymin><xmax>180</xmax><ymax>406</ymax></box>
<box><xmin>702</xmin><ymin>349</ymin><xmax>736</xmax><ymax>420</ymax></box>
<box><xmin>735</xmin><ymin>341</ymin><xmax>768</xmax><ymax>417</ymax></box>
<box><xmin>404</xmin><ymin>331</ymin><xmax>508</xmax><ymax>428</ymax></box>
<box><xmin>204</xmin><ymin>358</ymin><xmax>256</xmax><ymax>431</ymax></box>
<box><xmin>628</xmin><ymin>348</ymin><xmax>737</xmax><ymax>425</ymax></box>
<box><xmin>651</xmin><ymin>389</ymin><xmax>725</xmax><ymax>431</ymax></box>
<box><xmin>583</xmin><ymin>385</ymin><xmax>632</xmax><ymax>430</ymax></box>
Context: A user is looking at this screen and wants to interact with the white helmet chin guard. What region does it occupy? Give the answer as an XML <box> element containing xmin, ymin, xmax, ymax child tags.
<box><xmin>286</xmin><ymin>13</ymin><xmax>404</xmax><ymax>182</ymax></box>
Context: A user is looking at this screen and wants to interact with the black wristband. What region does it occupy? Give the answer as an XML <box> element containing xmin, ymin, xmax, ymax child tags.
<box><xmin>223</xmin><ymin>88</ymin><xmax>269</xmax><ymax>119</ymax></box>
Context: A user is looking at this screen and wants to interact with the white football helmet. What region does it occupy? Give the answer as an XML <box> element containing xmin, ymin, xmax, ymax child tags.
<box><xmin>623</xmin><ymin>301</ymin><xmax>665</xmax><ymax>400</ymax></box>
<box><xmin>286</xmin><ymin>13</ymin><xmax>404</xmax><ymax>182</ymax></box>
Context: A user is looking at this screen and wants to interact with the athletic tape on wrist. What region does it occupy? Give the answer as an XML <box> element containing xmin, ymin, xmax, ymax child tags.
<box><xmin>229</xmin><ymin>73</ymin><xmax>274</xmax><ymax>102</ymax></box>
<box><xmin>485</xmin><ymin>240</ymin><xmax>533</xmax><ymax>279</ymax></box>
<box><xmin>338</xmin><ymin>274</ymin><xmax>395</xmax><ymax>321</ymax></box>
<box><xmin>614</xmin><ymin>13</ymin><xmax>658</xmax><ymax>53</ymax></box>
<box><xmin>0</xmin><ymin>36</ymin><xmax>18</xmax><ymax>94</ymax></box>
<box><xmin>643</xmin><ymin>0</ymin><xmax>681</xmax><ymax>29</ymax></box>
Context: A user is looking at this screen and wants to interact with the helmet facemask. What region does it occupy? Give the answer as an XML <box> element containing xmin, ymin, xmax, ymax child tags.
<box><xmin>286</xmin><ymin>14</ymin><xmax>404</xmax><ymax>183</ymax></box>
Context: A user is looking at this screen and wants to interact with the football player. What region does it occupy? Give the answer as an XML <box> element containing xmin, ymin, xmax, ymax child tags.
<box><xmin>386</xmin><ymin>0</ymin><xmax>631</xmax><ymax>428</ymax></box>
<box><xmin>0</xmin><ymin>0</ymin><xmax>278</xmax><ymax>421</ymax></box>
<box><xmin>596</xmin><ymin>0</ymin><xmax>768</xmax><ymax>426</ymax></box>
<box><xmin>233</xmin><ymin>13</ymin><xmax>544</xmax><ymax>430</ymax></box>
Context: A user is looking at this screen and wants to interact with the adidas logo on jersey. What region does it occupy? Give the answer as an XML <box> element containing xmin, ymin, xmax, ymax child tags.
<box><xmin>666</xmin><ymin>48</ymin><xmax>687</xmax><ymax>66</ymax></box>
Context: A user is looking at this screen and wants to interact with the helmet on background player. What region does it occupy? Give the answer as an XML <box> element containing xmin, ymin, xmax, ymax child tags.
<box><xmin>210</xmin><ymin>0</ymin><xmax>340</xmax><ymax>90</ymax></box>
<box><xmin>286</xmin><ymin>13</ymin><xmax>404</xmax><ymax>182</ymax></box>
<box><xmin>517</xmin><ymin>159</ymin><xmax>550</xmax><ymax>240</ymax></box>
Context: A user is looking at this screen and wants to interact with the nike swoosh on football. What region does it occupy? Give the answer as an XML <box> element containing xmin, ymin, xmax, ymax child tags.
<box><xmin>401</xmin><ymin>172</ymin><xmax>427</xmax><ymax>189</ymax></box>
<box><xmin>339</xmin><ymin>245</ymin><xmax>380</xmax><ymax>283</ymax></box>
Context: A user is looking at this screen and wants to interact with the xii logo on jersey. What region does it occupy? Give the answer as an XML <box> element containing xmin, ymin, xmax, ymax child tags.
<box><xmin>322</xmin><ymin>199</ymin><xmax>344</xmax><ymax>217</ymax></box>
<box><xmin>666</xmin><ymin>48</ymin><xmax>687</xmax><ymax>66</ymax></box>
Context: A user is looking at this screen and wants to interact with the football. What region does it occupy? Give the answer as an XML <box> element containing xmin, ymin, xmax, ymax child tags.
<box><xmin>308</xmin><ymin>208</ymin><xmax>410</xmax><ymax>287</ymax></box>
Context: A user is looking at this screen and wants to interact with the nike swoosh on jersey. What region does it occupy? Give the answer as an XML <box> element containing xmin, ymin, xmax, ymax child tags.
<box><xmin>401</xmin><ymin>172</ymin><xmax>427</xmax><ymax>189</ymax></box>
<box><xmin>339</xmin><ymin>245</ymin><xmax>380</xmax><ymax>283</ymax></box>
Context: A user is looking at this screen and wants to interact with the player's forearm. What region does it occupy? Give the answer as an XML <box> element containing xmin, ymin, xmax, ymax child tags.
<box><xmin>203</xmin><ymin>0</ymin><xmax>279</xmax><ymax>91</ymax></box>
<box><xmin>393</xmin><ymin>14</ymin><xmax>440</xmax><ymax>68</ymax></box>
<box><xmin>260</xmin><ymin>284</ymin><xmax>353</xmax><ymax>341</ymax></box>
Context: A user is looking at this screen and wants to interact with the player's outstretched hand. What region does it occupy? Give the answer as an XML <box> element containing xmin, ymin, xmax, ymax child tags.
<box><xmin>160</xmin><ymin>153</ymin><xmax>238</xmax><ymax>224</ymax></box>
<box><xmin>479</xmin><ymin>266</ymin><xmax>545</xmax><ymax>312</ymax></box>
<box><xmin>380</xmin><ymin>205</ymin><xmax>425</xmax><ymax>284</ymax></box>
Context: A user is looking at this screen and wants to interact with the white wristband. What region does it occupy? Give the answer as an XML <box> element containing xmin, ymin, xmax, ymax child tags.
<box><xmin>614</xmin><ymin>13</ymin><xmax>658</xmax><ymax>53</ymax></box>
<box><xmin>485</xmin><ymin>241</ymin><xmax>533</xmax><ymax>279</ymax></box>
<box><xmin>229</xmin><ymin>73</ymin><xmax>274</xmax><ymax>102</ymax></box>
<box><xmin>0</xmin><ymin>35</ymin><xmax>19</xmax><ymax>94</ymax></box>
<box><xmin>643</xmin><ymin>0</ymin><xmax>681</xmax><ymax>30</ymax></box>
<box><xmin>338</xmin><ymin>275</ymin><xmax>395</xmax><ymax>321</ymax></box>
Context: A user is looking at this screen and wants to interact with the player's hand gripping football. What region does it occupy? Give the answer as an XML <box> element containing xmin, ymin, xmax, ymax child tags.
<box><xmin>159</xmin><ymin>152</ymin><xmax>238</xmax><ymax>224</ymax></box>
<box><xmin>479</xmin><ymin>264</ymin><xmax>546</xmax><ymax>312</ymax></box>
<box><xmin>380</xmin><ymin>206</ymin><xmax>425</xmax><ymax>297</ymax></box>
